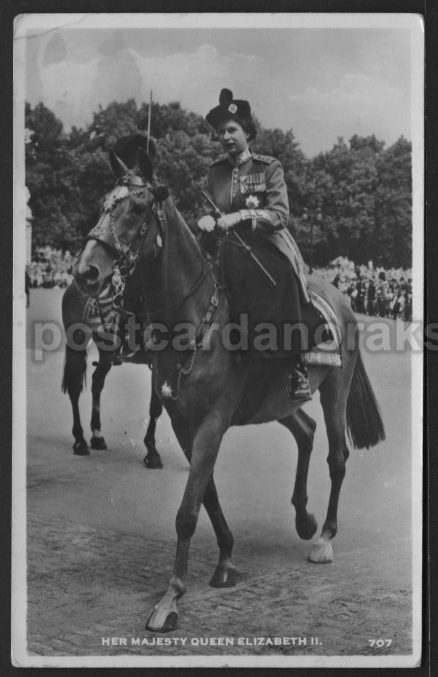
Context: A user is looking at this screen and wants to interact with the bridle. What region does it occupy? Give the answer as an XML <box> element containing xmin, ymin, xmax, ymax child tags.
<box><xmin>88</xmin><ymin>174</ymin><xmax>164</xmax><ymax>262</ymax></box>
<box><xmin>82</xmin><ymin>170</ymin><xmax>222</xmax><ymax>402</ymax></box>
<box><xmin>85</xmin><ymin>173</ymin><xmax>166</xmax><ymax>309</ymax></box>
<box><xmin>83</xmin><ymin>172</ymin><xmax>212</xmax><ymax>321</ymax></box>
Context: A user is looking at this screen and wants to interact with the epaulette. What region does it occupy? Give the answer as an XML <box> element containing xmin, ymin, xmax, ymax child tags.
<box><xmin>252</xmin><ymin>153</ymin><xmax>276</xmax><ymax>164</ymax></box>
<box><xmin>210</xmin><ymin>154</ymin><xmax>229</xmax><ymax>167</ymax></box>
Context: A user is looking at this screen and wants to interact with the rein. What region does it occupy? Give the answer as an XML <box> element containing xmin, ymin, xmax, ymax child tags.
<box><xmin>85</xmin><ymin>172</ymin><xmax>222</xmax><ymax>401</ymax></box>
<box><xmin>86</xmin><ymin>176</ymin><xmax>165</xmax><ymax>315</ymax></box>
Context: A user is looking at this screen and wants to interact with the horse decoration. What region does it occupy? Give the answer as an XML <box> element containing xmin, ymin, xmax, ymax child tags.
<box><xmin>61</xmin><ymin>134</ymin><xmax>164</xmax><ymax>467</ymax></box>
<box><xmin>61</xmin><ymin>279</ymin><xmax>163</xmax><ymax>467</ymax></box>
<box><xmin>73</xmin><ymin>146</ymin><xmax>385</xmax><ymax>633</ymax></box>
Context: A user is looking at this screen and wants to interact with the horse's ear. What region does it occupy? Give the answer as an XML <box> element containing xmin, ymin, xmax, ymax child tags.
<box><xmin>138</xmin><ymin>148</ymin><xmax>154</xmax><ymax>182</ymax></box>
<box><xmin>109</xmin><ymin>149</ymin><xmax>130</xmax><ymax>178</ymax></box>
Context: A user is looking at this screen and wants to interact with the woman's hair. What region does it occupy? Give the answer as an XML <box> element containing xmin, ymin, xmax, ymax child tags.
<box><xmin>237</xmin><ymin>116</ymin><xmax>257</xmax><ymax>142</ymax></box>
<box><xmin>215</xmin><ymin>115</ymin><xmax>257</xmax><ymax>142</ymax></box>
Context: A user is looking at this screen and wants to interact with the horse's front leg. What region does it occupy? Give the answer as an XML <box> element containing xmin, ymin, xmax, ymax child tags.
<box><xmin>169</xmin><ymin>412</ymin><xmax>237</xmax><ymax>587</ymax></box>
<box><xmin>146</xmin><ymin>412</ymin><xmax>225</xmax><ymax>632</ymax></box>
<box><xmin>143</xmin><ymin>374</ymin><xmax>163</xmax><ymax>469</ymax></box>
<box><xmin>62</xmin><ymin>347</ymin><xmax>89</xmax><ymax>455</ymax></box>
<box><xmin>90</xmin><ymin>348</ymin><xmax>113</xmax><ymax>449</ymax></box>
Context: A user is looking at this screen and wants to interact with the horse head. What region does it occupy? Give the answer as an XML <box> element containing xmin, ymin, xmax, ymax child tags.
<box><xmin>74</xmin><ymin>148</ymin><xmax>167</xmax><ymax>297</ymax></box>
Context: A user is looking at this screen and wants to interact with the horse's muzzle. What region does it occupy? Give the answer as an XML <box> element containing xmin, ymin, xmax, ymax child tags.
<box><xmin>73</xmin><ymin>261</ymin><xmax>104</xmax><ymax>297</ymax></box>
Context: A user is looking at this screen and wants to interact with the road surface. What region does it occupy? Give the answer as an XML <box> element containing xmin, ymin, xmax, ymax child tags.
<box><xmin>18</xmin><ymin>288</ymin><xmax>419</xmax><ymax>662</ymax></box>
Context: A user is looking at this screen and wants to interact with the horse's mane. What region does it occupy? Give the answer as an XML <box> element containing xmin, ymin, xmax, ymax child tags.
<box><xmin>161</xmin><ymin>195</ymin><xmax>207</xmax><ymax>265</ymax></box>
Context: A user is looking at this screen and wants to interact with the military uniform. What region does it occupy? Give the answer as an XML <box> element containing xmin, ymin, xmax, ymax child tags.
<box><xmin>203</xmin><ymin>87</ymin><xmax>313</xmax><ymax>398</ymax></box>
<box><xmin>206</xmin><ymin>149</ymin><xmax>309</xmax><ymax>302</ymax></box>
<box><xmin>204</xmin><ymin>148</ymin><xmax>318</xmax><ymax>356</ymax></box>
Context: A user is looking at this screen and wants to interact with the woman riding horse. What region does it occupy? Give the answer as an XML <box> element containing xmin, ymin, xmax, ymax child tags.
<box><xmin>74</xmin><ymin>140</ymin><xmax>385</xmax><ymax>632</ymax></box>
<box><xmin>197</xmin><ymin>89</ymin><xmax>311</xmax><ymax>401</ymax></box>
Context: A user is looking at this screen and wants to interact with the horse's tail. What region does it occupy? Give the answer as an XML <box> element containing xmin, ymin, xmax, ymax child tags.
<box><xmin>61</xmin><ymin>346</ymin><xmax>87</xmax><ymax>394</ymax></box>
<box><xmin>346</xmin><ymin>351</ymin><xmax>385</xmax><ymax>449</ymax></box>
<box><xmin>61</xmin><ymin>282</ymin><xmax>88</xmax><ymax>395</ymax></box>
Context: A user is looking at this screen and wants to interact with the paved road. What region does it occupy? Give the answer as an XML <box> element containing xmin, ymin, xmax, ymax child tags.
<box><xmin>20</xmin><ymin>289</ymin><xmax>418</xmax><ymax>662</ymax></box>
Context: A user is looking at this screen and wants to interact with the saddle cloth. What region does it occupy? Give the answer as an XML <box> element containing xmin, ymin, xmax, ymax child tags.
<box><xmin>301</xmin><ymin>289</ymin><xmax>342</xmax><ymax>368</ymax></box>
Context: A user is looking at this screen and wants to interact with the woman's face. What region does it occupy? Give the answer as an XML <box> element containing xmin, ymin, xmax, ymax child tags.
<box><xmin>216</xmin><ymin>119</ymin><xmax>250</xmax><ymax>156</ymax></box>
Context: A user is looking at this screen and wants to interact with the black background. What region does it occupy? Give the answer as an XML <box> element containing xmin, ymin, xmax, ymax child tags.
<box><xmin>1</xmin><ymin>1</ymin><xmax>433</xmax><ymax>675</ymax></box>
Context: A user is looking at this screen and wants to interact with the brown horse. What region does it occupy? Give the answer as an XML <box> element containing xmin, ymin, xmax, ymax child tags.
<box><xmin>73</xmin><ymin>148</ymin><xmax>385</xmax><ymax>632</ymax></box>
<box><xmin>61</xmin><ymin>280</ymin><xmax>163</xmax><ymax>467</ymax></box>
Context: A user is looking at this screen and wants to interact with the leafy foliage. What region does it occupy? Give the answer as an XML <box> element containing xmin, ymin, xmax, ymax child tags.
<box><xmin>25</xmin><ymin>100</ymin><xmax>412</xmax><ymax>267</ymax></box>
<box><xmin>294</xmin><ymin>135</ymin><xmax>412</xmax><ymax>268</ymax></box>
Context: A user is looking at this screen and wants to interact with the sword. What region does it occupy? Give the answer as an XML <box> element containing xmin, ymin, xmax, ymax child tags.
<box><xmin>201</xmin><ymin>190</ymin><xmax>277</xmax><ymax>287</ymax></box>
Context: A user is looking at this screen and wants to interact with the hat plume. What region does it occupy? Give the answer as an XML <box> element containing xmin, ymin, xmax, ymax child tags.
<box><xmin>219</xmin><ymin>88</ymin><xmax>233</xmax><ymax>105</ymax></box>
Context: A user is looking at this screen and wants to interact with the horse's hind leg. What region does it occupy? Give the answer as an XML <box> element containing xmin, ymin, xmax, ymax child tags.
<box><xmin>143</xmin><ymin>375</ymin><xmax>163</xmax><ymax>469</ymax></box>
<box><xmin>280</xmin><ymin>410</ymin><xmax>318</xmax><ymax>540</ymax></box>
<box><xmin>204</xmin><ymin>477</ymin><xmax>237</xmax><ymax>587</ymax></box>
<box><xmin>90</xmin><ymin>347</ymin><xmax>113</xmax><ymax>450</ymax></box>
<box><xmin>309</xmin><ymin>368</ymin><xmax>352</xmax><ymax>563</ymax></box>
<box><xmin>62</xmin><ymin>347</ymin><xmax>89</xmax><ymax>456</ymax></box>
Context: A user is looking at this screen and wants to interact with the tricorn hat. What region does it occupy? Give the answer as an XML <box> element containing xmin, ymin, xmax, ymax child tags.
<box><xmin>206</xmin><ymin>88</ymin><xmax>253</xmax><ymax>130</ymax></box>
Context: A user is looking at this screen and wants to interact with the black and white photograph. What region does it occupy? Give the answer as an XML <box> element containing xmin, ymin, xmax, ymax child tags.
<box><xmin>12</xmin><ymin>12</ymin><xmax>424</xmax><ymax>668</ymax></box>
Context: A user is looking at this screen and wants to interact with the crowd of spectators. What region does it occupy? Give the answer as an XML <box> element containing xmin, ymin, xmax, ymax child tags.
<box><xmin>27</xmin><ymin>246</ymin><xmax>74</xmax><ymax>289</ymax></box>
<box><xmin>26</xmin><ymin>248</ymin><xmax>413</xmax><ymax>322</ymax></box>
<box><xmin>313</xmin><ymin>256</ymin><xmax>413</xmax><ymax>322</ymax></box>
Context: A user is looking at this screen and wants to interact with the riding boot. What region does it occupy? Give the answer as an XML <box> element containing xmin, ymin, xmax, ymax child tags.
<box><xmin>112</xmin><ymin>310</ymin><xmax>144</xmax><ymax>365</ymax></box>
<box><xmin>112</xmin><ymin>337</ymin><xmax>124</xmax><ymax>365</ymax></box>
<box><xmin>110</xmin><ymin>312</ymin><xmax>125</xmax><ymax>366</ymax></box>
<box><xmin>121</xmin><ymin>316</ymin><xmax>145</xmax><ymax>362</ymax></box>
<box><xmin>121</xmin><ymin>342</ymin><xmax>140</xmax><ymax>361</ymax></box>
<box><xmin>113</xmin><ymin>340</ymin><xmax>142</xmax><ymax>365</ymax></box>
<box><xmin>288</xmin><ymin>359</ymin><xmax>312</xmax><ymax>403</ymax></box>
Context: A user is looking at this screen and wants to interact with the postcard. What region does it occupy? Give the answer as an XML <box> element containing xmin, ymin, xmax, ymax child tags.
<box><xmin>12</xmin><ymin>12</ymin><xmax>424</xmax><ymax>668</ymax></box>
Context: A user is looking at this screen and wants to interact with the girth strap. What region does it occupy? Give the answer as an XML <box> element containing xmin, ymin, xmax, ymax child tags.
<box><xmin>195</xmin><ymin>285</ymin><xmax>220</xmax><ymax>348</ymax></box>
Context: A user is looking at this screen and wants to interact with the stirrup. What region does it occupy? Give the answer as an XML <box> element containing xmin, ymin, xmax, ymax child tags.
<box><xmin>288</xmin><ymin>365</ymin><xmax>312</xmax><ymax>403</ymax></box>
<box><xmin>122</xmin><ymin>342</ymin><xmax>142</xmax><ymax>360</ymax></box>
<box><xmin>112</xmin><ymin>352</ymin><xmax>123</xmax><ymax>366</ymax></box>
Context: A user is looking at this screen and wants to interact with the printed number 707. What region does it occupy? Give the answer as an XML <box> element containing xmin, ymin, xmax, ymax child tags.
<box><xmin>368</xmin><ymin>639</ymin><xmax>392</xmax><ymax>648</ymax></box>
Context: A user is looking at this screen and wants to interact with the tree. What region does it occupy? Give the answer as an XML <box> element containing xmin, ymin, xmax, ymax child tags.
<box><xmin>88</xmin><ymin>99</ymin><xmax>139</xmax><ymax>149</ymax></box>
<box><xmin>24</xmin><ymin>100</ymin><xmax>412</xmax><ymax>266</ymax></box>
<box><xmin>253</xmin><ymin>125</ymin><xmax>307</xmax><ymax>216</ymax></box>
<box><xmin>25</xmin><ymin>103</ymin><xmax>83</xmax><ymax>250</ymax></box>
<box><xmin>297</xmin><ymin>135</ymin><xmax>412</xmax><ymax>268</ymax></box>
<box><xmin>373</xmin><ymin>137</ymin><xmax>412</xmax><ymax>268</ymax></box>
<box><xmin>137</xmin><ymin>100</ymin><xmax>211</xmax><ymax>139</ymax></box>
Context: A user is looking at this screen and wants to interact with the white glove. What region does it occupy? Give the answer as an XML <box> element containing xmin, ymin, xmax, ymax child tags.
<box><xmin>197</xmin><ymin>215</ymin><xmax>216</xmax><ymax>232</ymax></box>
<box><xmin>216</xmin><ymin>212</ymin><xmax>242</xmax><ymax>230</ymax></box>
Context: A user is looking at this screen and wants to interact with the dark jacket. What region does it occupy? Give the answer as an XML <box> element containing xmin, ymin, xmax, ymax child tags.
<box><xmin>207</xmin><ymin>150</ymin><xmax>309</xmax><ymax>302</ymax></box>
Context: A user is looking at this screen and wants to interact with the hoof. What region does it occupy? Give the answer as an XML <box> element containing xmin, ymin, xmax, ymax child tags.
<box><xmin>296</xmin><ymin>513</ymin><xmax>318</xmax><ymax>540</ymax></box>
<box><xmin>146</xmin><ymin>609</ymin><xmax>178</xmax><ymax>633</ymax></box>
<box><xmin>73</xmin><ymin>440</ymin><xmax>89</xmax><ymax>456</ymax></box>
<box><xmin>90</xmin><ymin>436</ymin><xmax>107</xmax><ymax>450</ymax></box>
<box><xmin>209</xmin><ymin>565</ymin><xmax>239</xmax><ymax>588</ymax></box>
<box><xmin>144</xmin><ymin>451</ymin><xmax>163</xmax><ymax>469</ymax></box>
<box><xmin>308</xmin><ymin>537</ymin><xmax>333</xmax><ymax>563</ymax></box>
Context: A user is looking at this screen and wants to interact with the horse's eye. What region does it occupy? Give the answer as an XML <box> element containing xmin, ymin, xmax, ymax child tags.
<box><xmin>130</xmin><ymin>198</ymin><xmax>148</xmax><ymax>215</ymax></box>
